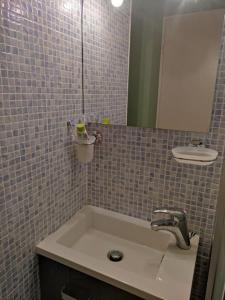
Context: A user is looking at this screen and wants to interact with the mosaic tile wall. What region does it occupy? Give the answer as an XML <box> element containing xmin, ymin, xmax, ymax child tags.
<box><xmin>1</xmin><ymin>0</ymin><xmax>225</xmax><ymax>299</ymax></box>
<box><xmin>87</xmin><ymin>21</ymin><xmax>225</xmax><ymax>300</ymax></box>
<box><xmin>0</xmin><ymin>0</ymin><xmax>87</xmax><ymax>299</ymax></box>
<box><xmin>0</xmin><ymin>0</ymin><xmax>131</xmax><ymax>299</ymax></box>
<box><xmin>84</xmin><ymin>0</ymin><xmax>130</xmax><ymax>125</ymax></box>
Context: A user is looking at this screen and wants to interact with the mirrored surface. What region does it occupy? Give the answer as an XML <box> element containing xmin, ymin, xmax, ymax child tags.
<box><xmin>127</xmin><ymin>0</ymin><xmax>225</xmax><ymax>131</ymax></box>
<box><xmin>83</xmin><ymin>0</ymin><xmax>225</xmax><ymax>132</ymax></box>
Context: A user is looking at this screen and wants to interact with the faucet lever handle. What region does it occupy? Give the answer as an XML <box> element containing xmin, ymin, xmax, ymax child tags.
<box><xmin>153</xmin><ymin>208</ymin><xmax>187</xmax><ymax>222</ymax></box>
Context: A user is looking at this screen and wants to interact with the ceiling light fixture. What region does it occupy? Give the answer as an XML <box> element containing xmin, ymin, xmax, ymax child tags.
<box><xmin>111</xmin><ymin>0</ymin><xmax>124</xmax><ymax>8</ymax></box>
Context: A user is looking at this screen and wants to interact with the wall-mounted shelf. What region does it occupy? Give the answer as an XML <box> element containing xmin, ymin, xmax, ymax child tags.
<box><xmin>172</xmin><ymin>146</ymin><xmax>218</xmax><ymax>166</ymax></box>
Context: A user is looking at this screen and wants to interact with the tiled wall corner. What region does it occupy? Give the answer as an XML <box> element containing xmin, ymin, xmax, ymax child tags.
<box><xmin>87</xmin><ymin>18</ymin><xmax>225</xmax><ymax>300</ymax></box>
<box><xmin>0</xmin><ymin>0</ymin><xmax>87</xmax><ymax>299</ymax></box>
<box><xmin>0</xmin><ymin>0</ymin><xmax>130</xmax><ymax>299</ymax></box>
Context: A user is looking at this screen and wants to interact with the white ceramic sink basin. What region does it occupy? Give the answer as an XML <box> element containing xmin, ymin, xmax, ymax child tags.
<box><xmin>36</xmin><ymin>206</ymin><xmax>199</xmax><ymax>300</ymax></box>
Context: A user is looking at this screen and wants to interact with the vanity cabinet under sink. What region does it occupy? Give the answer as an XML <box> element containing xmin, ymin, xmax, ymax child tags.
<box><xmin>39</xmin><ymin>256</ymin><xmax>143</xmax><ymax>300</ymax></box>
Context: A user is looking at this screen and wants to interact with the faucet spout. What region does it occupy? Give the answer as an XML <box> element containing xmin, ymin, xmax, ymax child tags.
<box><xmin>151</xmin><ymin>208</ymin><xmax>191</xmax><ymax>250</ymax></box>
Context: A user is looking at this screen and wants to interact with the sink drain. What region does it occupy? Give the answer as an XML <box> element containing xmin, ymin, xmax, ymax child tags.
<box><xmin>107</xmin><ymin>250</ymin><xmax>123</xmax><ymax>262</ymax></box>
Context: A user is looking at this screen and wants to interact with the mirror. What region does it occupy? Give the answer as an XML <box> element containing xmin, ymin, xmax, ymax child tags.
<box><xmin>128</xmin><ymin>0</ymin><xmax>225</xmax><ymax>132</ymax></box>
<box><xmin>84</xmin><ymin>0</ymin><xmax>225</xmax><ymax>132</ymax></box>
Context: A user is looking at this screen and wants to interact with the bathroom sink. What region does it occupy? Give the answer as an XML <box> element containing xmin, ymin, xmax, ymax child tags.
<box><xmin>36</xmin><ymin>206</ymin><xmax>199</xmax><ymax>300</ymax></box>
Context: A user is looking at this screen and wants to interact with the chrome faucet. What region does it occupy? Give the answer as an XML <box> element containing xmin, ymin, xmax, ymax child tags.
<box><xmin>151</xmin><ymin>208</ymin><xmax>191</xmax><ymax>250</ymax></box>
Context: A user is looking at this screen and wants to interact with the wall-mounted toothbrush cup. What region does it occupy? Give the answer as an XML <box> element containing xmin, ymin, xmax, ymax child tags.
<box><xmin>75</xmin><ymin>135</ymin><xmax>96</xmax><ymax>163</ymax></box>
<box><xmin>67</xmin><ymin>120</ymin><xmax>102</xmax><ymax>164</ymax></box>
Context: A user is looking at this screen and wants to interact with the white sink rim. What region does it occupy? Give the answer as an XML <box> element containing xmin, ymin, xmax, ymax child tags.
<box><xmin>36</xmin><ymin>205</ymin><xmax>199</xmax><ymax>300</ymax></box>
